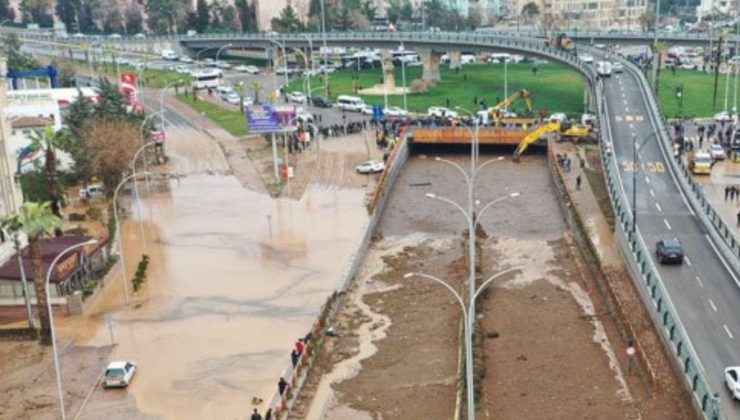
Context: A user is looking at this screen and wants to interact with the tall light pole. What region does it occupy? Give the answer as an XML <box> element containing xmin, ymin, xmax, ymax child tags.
<box><xmin>400</xmin><ymin>43</ymin><xmax>408</xmax><ymax>111</ymax></box>
<box><xmin>292</xmin><ymin>48</ymin><xmax>312</xmax><ymax>100</ymax></box>
<box><xmin>320</xmin><ymin>0</ymin><xmax>328</xmax><ymax>96</ymax></box>
<box><xmin>651</xmin><ymin>0</ymin><xmax>661</xmax><ymax>91</ymax></box>
<box><xmin>425</xmin><ymin>165</ymin><xmax>519</xmax><ymax>420</ymax></box>
<box><xmin>131</xmin><ymin>142</ymin><xmax>157</xmax><ymax>254</ymax></box>
<box><xmin>46</xmin><ymin>239</ymin><xmax>98</xmax><ymax>420</ymax></box>
<box><xmin>268</xmin><ymin>39</ymin><xmax>290</xmax><ymax>92</ymax></box>
<box><xmin>196</xmin><ymin>46</ymin><xmax>219</xmax><ymax>62</ymax></box>
<box><xmin>113</xmin><ymin>171</ymin><xmax>151</xmax><ymax>306</ymax></box>
<box><xmin>734</xmin><ymin>11</ymin><xmax>739</xmax><ymax>113</ymax></box>
<box><xmin>215</xmin><ymin>43</ymin><xmax>233</xmax><ymax>63</ymax></box>
<box><xmin>159</xmin><ymin>79</ymin><xmax>181</xmax><ymax>133</ymax></box>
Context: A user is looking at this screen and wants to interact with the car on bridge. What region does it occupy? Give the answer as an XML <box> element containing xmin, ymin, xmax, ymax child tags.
<box><xmin>612</xmin><ymin>62</ymin><xmax>624</xmax><ymax>73</ymax></box>
<box><xmin>655</xmin><ymin>238</ymin><xmax>684</xmax><ymax>264</ymax></box>
<box><xmin>726</xmin><ymin>366</ymin><xmax>740</xmax><ymax>400</ymax></box>
<box><xmin>578</xmin><ymin>53</ymin><xmax>594</xmax><ymax>63</ymax></box>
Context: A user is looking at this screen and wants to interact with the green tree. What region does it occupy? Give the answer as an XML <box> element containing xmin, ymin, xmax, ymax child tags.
<box><xmin>222</xmin><ymin>5</ymin><xmax>238</xmax><ymax>32</ymax></box>
<box><xmin>271</xmin><ymin>4</ymin><xmax>303</xmax><ymax>32</ymax></box>
<box><xmin>234</xmin><ymin>0</ymin><xmax>257</xmax><ymax>32</ymax></box>
<box><xmin>386</xmin><ymin>0</ymin><xmax>401</xmax><ymax>23</ymax></box>
<box><xmin>521</xmin><ymin>2</ymin><xmax>539</xmax><ymax>23</ymax></box>
<box><xmin>0</xmin><ymin>214</ymin><xmax>35</xmax><ymax>329</ymax></box>
<box><xmin>360</xmin><ymin>0</ymin><xmax>375</xmax><ymax>21</ymax></box>
<box><xmin>146</xmin><ymin>0</ymin><xmax>179</xmax><ymax>33</ymax></box>
<box><xmin>19</xmin><ymin>0</ymin><xmax>53</xmax><ymax>26</ymax></box>
<box><xmin>94</xmin><ymin>78</ymin><xmax>128</xmax><ymax>119</ymax></box>
<box><xmin>54</xmin><ymin>0</ymin><xmax>78</xmax><ymax>32</ymax></box>
<box><xmin>3</xmin><ymin>33</ymin><xmax>40</xmax><ymax>70</ymax></box>
<box><xmin>65</xmin><ymin>92</ymin><xmax>94</xmax><ymax>182</ymax></box>
<box><xmin>399</xmin><ymin>0</ymin><xmax>413</xmax><ymax>22</ymax></box>
<box><xmin>28</xmin><ymin>126</ymin><xmax>68</xmax><ymax>217</ymax></box>
<box><xmin>0</xmin><ymin>0</ymin><xmax>10</xmax><ymax>21</ymax></box>
<box><xmin>20</xmin><ymin>201</ymin><xmax>62</xmax><ymax>345</ymax></box>
<box><xmin>102</xmin><ymin>8</ymin><xmax>125</xmax><ymax>33</ymax></box>
<box><xmin>195</xmin><ymin>0</ymin><xmax>209</xmax><ymax>33</ymax></box>
<box><xmin>251</xmin><ymin>79</ymin><xmax>262</xmax><ymax>104</ymax></box>
<box><xmin>124</xmin><ymin>4</ymin><xmax>143</xmax><ymax>34</ymax></box>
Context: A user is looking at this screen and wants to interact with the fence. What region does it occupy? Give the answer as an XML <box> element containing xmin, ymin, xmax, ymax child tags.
<box><xmin>583</xmin><ymin>48</ymin><xmax>722</xmax><ymax>419</ymax></box>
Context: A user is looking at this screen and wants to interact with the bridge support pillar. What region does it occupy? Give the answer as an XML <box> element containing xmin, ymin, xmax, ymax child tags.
<box><xmin>420</xmin><ymin>49</ymin><xmax>442</xmax><ymax>82</ymax></box>
<box><xmin>448</xmin><ymin>51</ymin><xmax>462</xmax><ymax>70</ymax></box>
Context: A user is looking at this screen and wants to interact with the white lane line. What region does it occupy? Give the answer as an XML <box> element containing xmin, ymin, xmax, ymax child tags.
<box><xmin>696</xmin><ymin>276</ymin><xmax>704</xmax><ymax>288</ymax></box>
<box><xmin>655</xmin><ymin>202</ymin><xmax>662</xmax><ymax>212</ymax></box>
<box><xmin>649</xmin><ymin>189</ymin><xmax>655</xmax><ymax>198</ymax></box>
<box><xmin>664</xmin><ymin>219</ymin><xmax>672</xmax><ymax>230</ymax></box>
<box><xmin>629</xmin><ymin>123</ymin><xmax>634</xmax><ymax>129</ymax></box>
<box><xmin>623</xmin><ymin>99</ymin><xmax>628</xmax><ymax>105</ymax></box>
<box><xmin>709</xmin><ymin>299</ymin><xmax>718</xmax><ymax>312</ymax></box>
<box><xmin>645</xmin><ymin>176</ymin><xmax>650</xmax><ymax>184</ymax></box>
<box><xmin>625</xmin><ymin>107</ymin><xmax>630</xmax><ymax>112</ymax></box>
<box><xmin>685</xmin><ymin>256</ymin><xmax>691</xmax><ymax>266</ymax></box>
<box><xmin>641</xmin><ymin>163</ymin><xmax>646</xmax><ymax>170</ymax></box>
<box><xmin>723</xmin><ymin>324</ymin><xmax>734</xmax><ymax>339</ymax></box>
<box><xmin>704</xmin><ymin>234</ymin><xmax>740</xmax><ymax>289</ymax></box>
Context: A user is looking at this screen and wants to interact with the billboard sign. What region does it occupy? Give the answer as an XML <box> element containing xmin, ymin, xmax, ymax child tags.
<box><xmin>247</xmin><ymin>104</ymin><xmax>282</xmax><ymax>133</ymax></box>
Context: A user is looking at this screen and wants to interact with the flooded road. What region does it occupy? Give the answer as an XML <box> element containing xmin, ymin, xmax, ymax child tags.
<box><xmin>59</xmin><ymin>175</ymin><xmax>369</xmax><ymax>419</ymax></box>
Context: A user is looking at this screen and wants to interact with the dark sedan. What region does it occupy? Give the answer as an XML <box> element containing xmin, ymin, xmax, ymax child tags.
<box><xmin>656</xmin><ymin>239</ymin><xmax>684</xmax><ymax>264</ymax></box>
<box><xmin>311</xmin><ymin>96</ymin><xmax>332</xmax><ymax>108</ymax></box>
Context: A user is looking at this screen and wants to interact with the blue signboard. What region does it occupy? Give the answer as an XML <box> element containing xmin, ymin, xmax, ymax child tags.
<box><xmin>247</xmin><ymin>104</ymin><xmax>282</xmax><ymax>133</ymax></box>
<box><xmin>372</xmin><ymin>104</ymin><xmax>384</xmax><ymax>121</ymax></box>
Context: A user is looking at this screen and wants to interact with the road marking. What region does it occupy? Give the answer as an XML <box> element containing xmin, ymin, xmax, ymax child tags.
<box><xmin>664</xmin><ymin>219</ymin><xmax>672</xmax><ymax>230</ymax></box>
<box><xmin>685</xmin><ymin>256</ymin><xmax>691</xmax><ymax>266</ymax></box>
<box><xmin>723</xmin><ymin>324</ymin><xmax>734</xmax><ymax>339</ymax></box>
<box><xmin>709</xmin><ymin>299</ymin><xmax>718</xmax><ymax>312</ymax></box>
<box><xmin>625</xmin><ymin>107</ymin><xmax>630</xmax><ymax>112</ymax></box>
<box><xmin>645</xmin><ymin>176</ymin><xmax>650</xmax><ymax>184</ymax></box>
<box><xmin>641</xmin><ymin>163</ymin><xmax>645</xmax><ymax>170</ymax></box>
<box><xmin>655</xmin><ymin>202</ymin><xmax>662</xmax><ymax>212</ymax></box>
<box><xmin>696</xmin><ymin>276</ymin><xmax>704</xmax><ymax>288</ymax></box>
<box><xmin>623</xmin><ymin>99</ymin><xmax>628</xmax><ymax>105</ymax></box>
<box><xmin>629</xmin><ymin>123</ymin><xmax>634</xmax><ymax>129</ymax></box>
<box><xmin>704</xmin><ymin>234</ymin><xmax>740</xmax><ymax>289</ymax></box>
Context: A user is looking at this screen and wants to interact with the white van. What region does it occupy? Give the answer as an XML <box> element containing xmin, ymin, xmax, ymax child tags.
<box><xmin>161</xmin><ymin>50</ymin><xmax>178</xmax><ymax>61</ymax></box>
<box><xmin>336</xmin><ymin>95</ymin><xmax>366</xmax><ymax>112</ymax></box>
<box><xmin>461</xmin><ymin>54</ymin><xmax>477</xmax><ymax>65</ymax></box>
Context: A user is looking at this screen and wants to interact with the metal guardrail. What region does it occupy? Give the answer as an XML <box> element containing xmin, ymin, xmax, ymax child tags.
<box><xmin>582</xmin><ymin>44</ymin><xmax>722</xmax><ymax>419</ymax></box>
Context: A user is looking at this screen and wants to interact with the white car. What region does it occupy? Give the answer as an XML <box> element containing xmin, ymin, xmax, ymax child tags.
<box><xmin>287</xmin><ymin>91</ymin><xmax>308</xmax><ymax>104</ymax></box>
<box><xmin>612</xmin><ymin>62</ymin><xmax>624</xmax><ymax>73</ymax></box>
<box><xmin>79</xmin><ymin>184</ymin><xmax>104</xmax><ymax>199</ymax></box>
<box><xmin>179</xmin><ymin>56</ymin><xmax>194</xmax><ymax>63</ymax></box>
<box><xmin>103</xmin><ymin>361</ymin><xmax>136</xmax><ymax>388</ymax></box>
<box><xmin>275</xmin><ymin>67</ymin><xmax>290</xmax><ymax>75</ymax></box>
<box><xmin>726</xmin><ymin>366</ymin><xmax>740</xmax><ymax>400</ymax></box>
<box><xmin>204</xmin><ymin>58</ymin><xmax>216</xmax><ymax>67</ymax></box>
<box><xmin>175</xmin><ymin>65</ymin><xmax>191</xmax><ymax>74</ymax></box>
<box><xmin>679</xmin><ymin>63</ymin><xmax>697</xmax><ymax>70</ymax></box>
<box><xmin>428</xmin><ymin>106</ymin><xmax>458</xmax><ymax>118</ymax></box>
<box><xmin>243</xmin><ymin>97</ymin><xmax>254</xmax><ymax>107</ymax></box>
<box><xmin>356</xmin><ymin>160</ymin><xmax>385</xmax><ymax>174</ymax></box>
<box><xmin>108</xmin><ymin>33</ymin><xmax>122</xmax><ymax>39</ymax></box>
<box><xmin>715</xmin><ymin>111</ymin><xmax>732</xmax><ymax>122</ymax></box>
<box><xmin>297</xmin><ymin>110</ymin><xmax>314</xmax><ymax>123</ymax></box>
<box><xmin>361</xmin><ymin>105</ymin><xmax>374</xmax><ymax>115</ymax></box>
<box><xmin>384</xmin><ymin>106</ymin><xmax>408</xmax><ymax>117</ymax></box>
<box><xmin>235</xmin><ymin>65</ymin><xmax>259</xmax><ymax>74</ymax></box>
<box><xmin>217</xmin><ymin>85</ymin><xmax>234</xmax><ymax>95</ymax></box>
<box><xmin>224</xmin><ymin>92</ymin><xmax>241</xmax><ymax>105</ymax></box>
<box><xmin>579</xmin><ymin>54</ymin><xmax>594</xmax><ymax>63</ymax></box>
<box><xmin>710</xmin><ymin>144</ymin><xmax>726</xmax><ymax>160</ymax></box>
<box><xmin>215</xmin><ymin>61</ymin><xmax>232</xmax><ymax>70</ymax></box>
<box><xmin>549</xmin><ymin>112</ymin><xmax>568</xmax><ymax>123</ymax></box>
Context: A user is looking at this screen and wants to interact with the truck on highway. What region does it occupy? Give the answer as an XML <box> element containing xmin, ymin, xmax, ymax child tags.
<box><xmin>688</xmin><ymin>150</ymin><xmax>713</xmax><ymax>175</ymax></box>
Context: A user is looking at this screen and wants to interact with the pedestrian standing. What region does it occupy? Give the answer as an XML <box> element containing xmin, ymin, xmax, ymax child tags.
<box><xmin>576</xmin><ymin>175</ymin><xmax>582</xmax><ymax>190</ymax></box>
<box><xmin>579</xmin><ymin>156</ymin><xmax>585</xmax><ymax>169</ymax></box>
<box><xmin>737</xmin><ymin>210</ymin><xmax>740</xmax><ymax>227</ymax></box>
<box><xmin>295</xmin><ymin>339</ymin><xmax>305</xmax><ymax>355</ymax></box>
<box><xmin>278</xmin><ymin>377</ymin><xmax>287</xmax><ymax>395</ymax></box>
<box><xmin>726</xmin><ymin>185</ymin><xmax>731</xmax><ymax>201</ymax></box>
<box><xmin>251</xmin><ymin>408</ymin><xmax>263</xmax><ymax>420</ymax></box>
<box><xmin>291</xmin><ymin>349</ymin><xmax>300</xmax><ymax>367</ymax></box>
<box><xmin>731</xmin><ymin>186</ymin><xmax>737</xmax><ymax>201</ymax></box>
<box><xmin>736</xmin><ymin>186</ymin><xmax>740</xmax><ymax>203</ymax></box>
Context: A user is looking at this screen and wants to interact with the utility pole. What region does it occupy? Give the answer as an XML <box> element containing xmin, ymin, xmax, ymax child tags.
<box><xmin>650</xmin><ymin>0</ymin><xmax>661</xmax><ymax>92</ymax></box>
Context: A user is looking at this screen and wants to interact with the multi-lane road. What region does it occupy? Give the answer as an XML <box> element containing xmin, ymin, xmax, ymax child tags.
<box><xmin>602</xmin><ymin>56</ymin><xmax>740</xmax><ymax>418</ymax></box>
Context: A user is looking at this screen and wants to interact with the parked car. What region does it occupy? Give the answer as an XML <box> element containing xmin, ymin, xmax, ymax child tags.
<box><xmin>297</xmin><ymin>110</ymin><xmax>314</xmax><ymax>123</ymax></box>
<box><xmin>311</xmin><ymin>96</ymin><xmax>332</xmax><ymax>108</ymax></box>
<box><xmin>203</xmin><ymin>58</ymin><xmax>216</xmax><ymax>67</ymax></box>
<box><xmin>79</xmin><ymin>184</ymin><xmax>104</xmax><ymax>199</ymax></box>
<box><xmin>355</xmin><ymin>160</ymin><xmax>385</xmax><ymax>174</ymax></box>
<box><xmin>179</xmin><ymin>56</ymin><xmax>194</xmax><ymax>63</ymax></box>
<box><xmin>655</xmin><ymin>238</ymin><xmax>684</xmax><ymax>264</ymax></box>
<box><xmin>215</xmin><ymin>61</ymin><xmax>232</xmax><ymax>70</ymax></box>
<box><xmin>710</xmin><ymin>144</ymin><xmax>726</xmax><ymax>160</ymax></box>
<box><xmin>286</xmin><ymin>91</ymin><xmax>308</xmax><ymax>104</ymax></box>
<box><xmin>384</xmin><ymin>106</ymin><xmax>409</xmax><ymax>117</ymax></box>
<box><xmin>224</xmin><ymin>92</ymin><xmax>241</xmax><ymax>105</ymax></box>
<box><xmin>715</xmin><ymin>111</ymin><xmax>732</xmax><ymax>122</ymax></box>
<box><xmin>428</xmin><ymin>106</ymin><xmax>458</xmax><ymax>118</ymax></box>
<box><xmin>361</xmin><ymin>104</ymin><xmax>374</xmax><ymax>115</ymax></box>
<box><xmin>242</xmin><ymin>97</ymin><xmax>254</xmax><ymax>107</ymax></box>
<box><xmin>235</xmin><ymin>65</ymin><xmax>259</xmax><ymax>74</ymax></box>
<box><xmin>175</xmin><ymin>65</ymin><xmax>191</xmax><ymax>74</ymax></box>
<box><xmin>275</xmin><ymin>67</ymin><xmax>290</xmax><ymax>75</ymax></box>
<box><xmin>726</xmin><ymin>366</ymin><xmax>740</xmax><ymax>400</ymax></box>
<box><xmin>579</xmin><ymin>54</ymin><xmax>594</xmax><ymax>63</ymax></box>
<box><xmin>217</xmin><ymin>85</ymin><xmax>234</xmax><ymax>95</ymax></box>
<box><xmin>102</xmin><ymin>361</ymin><xmax>137</xmax><ymax>388</ymax></box>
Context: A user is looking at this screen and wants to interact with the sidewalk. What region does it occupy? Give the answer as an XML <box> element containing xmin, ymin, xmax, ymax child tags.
<box><xmin>551</xmin><ymin>141</ymin><xmax>694</xmax><ymax>416</ymax></box>
<box><xmin>695</xmin><ymin>159</ymin><xmax>740</xmax><ymax>231</ymax></box>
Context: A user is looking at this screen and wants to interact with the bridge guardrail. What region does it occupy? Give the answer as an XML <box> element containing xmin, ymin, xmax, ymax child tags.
<box><xmin>580</xmin><ymin>43</ymin><xmax>722</xmax><ymax>419</ymax></box>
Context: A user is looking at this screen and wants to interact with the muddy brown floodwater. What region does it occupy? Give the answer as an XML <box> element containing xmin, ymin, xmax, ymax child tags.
<box><xmin>57</xmin><ymin>175</ymin><xmax>370</xmax><ymax>419</ymax></box>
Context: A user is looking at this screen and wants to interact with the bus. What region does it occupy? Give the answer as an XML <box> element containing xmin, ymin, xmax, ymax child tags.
<box><xmin>191</xmin><ymin>69</ymin><xmax>222</xmax><ymax>89</ymax></box>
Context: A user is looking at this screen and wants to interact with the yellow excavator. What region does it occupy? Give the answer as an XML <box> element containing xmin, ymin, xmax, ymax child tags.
<box><xmin>513</xmin><ymin>121</ymin><xmax>594</xmax><ymax>161</ymax></box>
<box><xmin>486</xmin><ymin>89</ymin><xmax>534</xmax><ymax>125</ymax></box>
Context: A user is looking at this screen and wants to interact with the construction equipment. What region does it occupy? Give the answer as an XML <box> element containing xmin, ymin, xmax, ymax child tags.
<box><xmin>513</xmin><ymin>121</ymin><xmax>594</xmax><ymax>160</ymax></box>
<box><xmin>486</xmin><ymin>89</ymin><xmax>534</xmax><ymax>125</ymax></box>
<box><xmin>544</xmin><ymin>33</ymin><xmax>574</xmax><ymax>51</ymax></box>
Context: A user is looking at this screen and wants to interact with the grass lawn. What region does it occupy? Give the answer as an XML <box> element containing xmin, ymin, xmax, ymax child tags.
<box><xmin>288</xmin><ymin>63</ymin><xmax>588</xmax><ymax>117</ymax></box>
<box><xmin>62</xmin><ymin>59</ymin><xmax>183</xmax><ymax>88</ymax></box>
<box><xmin>175</xmin><ymin>94</ymin><xmax>248</xmax><ymax>137</ymax></box>
<box><xmin>657</xmin><ymin>69</ymin><xmax>740</xmax><ymax>118</ymax></box>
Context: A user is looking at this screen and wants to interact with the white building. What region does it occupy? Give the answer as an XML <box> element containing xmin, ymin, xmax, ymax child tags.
<box><xmin>696</xmin><ymin>0</ymin><xmax>739</xmax><ymax>20</ymax></box>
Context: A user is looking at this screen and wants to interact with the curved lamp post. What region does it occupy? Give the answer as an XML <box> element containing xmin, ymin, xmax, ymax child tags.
<box><xmin>46</xmin><ymin>238</ymin><xmax>98</xmax><ymax>420</ymax></box>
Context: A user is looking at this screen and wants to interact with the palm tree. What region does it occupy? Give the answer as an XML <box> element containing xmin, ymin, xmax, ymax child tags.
<box><xmin>235</xmin><ymin>81</ymin><xmax>247</xmax><ymax>113</ymax></box>
<box><xmin>29</xmin><ymin>126</ymin><xmax>69</xmax><ymax>218</ymax></box>
<box><xmin>251</xmin><ymin>80</ymin><xmax>262</xmax><ymax>104</ymax></box>
<box><xmin>20</xmin><ymin>202</ymin><xmax>62</xmax><ymax>345</ymax></box>
<box><xmin>0</xmin><ymin>214</ymin><xmax>35</xmax><ymax>329</ymax></box>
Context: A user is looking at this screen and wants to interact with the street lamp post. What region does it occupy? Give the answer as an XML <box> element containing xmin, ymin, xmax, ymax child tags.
<box><xmin>130</xmin><ymin>142</ymin><xmax>157</xmax><ymax>254</ymax></box>
<box><xmin>268</xmin><ymin>39</ymin><xmax>290</xmax><ymax>93</ymax></box>
<box><xmin>292</xmin><ymin>48</ymin><xmax>312</xmax><ymax>100</ymax></box>
<box><xmin>215</xmin><ymin>43</ymin><xmax>233</xmax><ymax>64</ymax></box>
<box><xmin>46</xmin><ymin>239</ymin><xmax>98</xmax><ymax>420</ymax></box>
<box><xmin>159</xmin><ymin>79</ymin><xmax>182</xmax><ymax>133</ymax></box>
<box><xmin>319</xmin><ymin>0</ymin><xmax>329</xmax><ymax>95</ymax></box>
<box><xmin>425</xmin><ymin>180</ymin><xmax>519</xmax><ymax>420</ymax></box>
<box><xmin>113</xmin><ymin>172</ymin><xmax>151</xmax><ymax>306</ymax></box>
<box><xmin>651</xmin><ymin>0</ymin><xmax>661</xmax><ymax>91</ymax></box>
<box><xmin>404</xmin><ymin>266</ymin><xmax>521</xmax><ymax>419</ymax></box>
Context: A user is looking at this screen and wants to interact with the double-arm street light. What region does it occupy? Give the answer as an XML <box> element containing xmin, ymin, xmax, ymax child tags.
<box><xmin>47</xmin><ymin>239</ymin><xmax>98</xmax><ymax>420</ymax></box>
<box><xmin>216</xmin><ymin>43</ymin><xmax>233</xmax><ymax>64</ymax></box>
<box><xmin>425</xmin><ymin>151</ymin><xmax>519</xmax><ymax>420</ymax></box>
<box><xmin>113</xmin><ymin>171</ymin><xmax>152</xmax><ymax>306</ymax></box>
<box><xmin>268</xmin><ymin>38</ymin><xmax>290</xmax><ymax>94</ymax></box>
